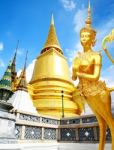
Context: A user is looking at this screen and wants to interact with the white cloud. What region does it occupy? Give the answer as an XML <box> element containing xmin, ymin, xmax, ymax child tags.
<box><xmin>73</xmin><ymin>7</ymin><xmax>86</xmax><ymax>33</ymax></box>
<box><xmin>16</xmin><ymin>48</ymin><xmax>25</xmax><ymax>56</ymax></box>
<box><xmin>64</xmin><ymin>7</ymin><xmax>86</xmax><ymax>64</ymax></box>
<box><xmin>13</xmin><ymin>48</ymin><xmax>25</xmax><ymax>57</ymax></box>
<box><xmin>17</xmin><ymin>49</ymin><xmax>23</xmax><ymax>56</ymax></box>
<box><xmin>94</xmin><ymin>18</ymin><xmax>114</xmax><ymax>51</ymax></box>
<box><xmin>17</xmin><ymin>69</ymin><xmax>22</xmax><ymax>77</ymax></box>
<box><xmin>0</xmin><ymin>59</ymin><xmax>5</xmax><ymax>67</ymax></box>
<box><xmin>65</xmin><ymin>48</ymin><xmax>77</xmax><ymax>63</ymax></box>
<box><xmin>17</xmin><ymin>59</ymin><xmax>36</xmax><ymax>83</ymax></box>
<box><xmin>26</xmin><ymin>59</ymin><xmax>36</xmax><ymax>82</ymax></box>
<box><xmin>101</xmin><ymin>65</ymin><xmax>114</xmax><ymax>115</ymax></box>
<box><xmin>60</xmin><ymin>0</ymin><xmax>76</xmax><ymax>11</ymax></box>
<box><xmin>101</xmin><ymin>65</ymin><xmax>114</xmax><ymax>87</ymax></box>
<box><xmin>0</xmin><ymin>42</ymin><xmax>4</xmax><ymax>51</ymax></box>
<box><xmin>65</xmin><ymin>40</ymin><xmax>83</xmax><ymax>63</ymax></box>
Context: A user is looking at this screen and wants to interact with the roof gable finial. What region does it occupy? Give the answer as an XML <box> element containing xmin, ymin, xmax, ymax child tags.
<box><xmin>24</xmin><ymin>50</ymin><xmax>28</xmax><ymax>71</ymax></box>
<box><xmin>12</xmin><ymin>40</ymin><xmax>19</xmax><ymax>65</ymax></box>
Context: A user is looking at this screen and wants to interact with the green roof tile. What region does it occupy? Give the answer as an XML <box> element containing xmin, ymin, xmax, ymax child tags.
<box><xmin>0</xmin><ymin>60</ymin><xmax>12</xmax><ymax>91</ymax></box>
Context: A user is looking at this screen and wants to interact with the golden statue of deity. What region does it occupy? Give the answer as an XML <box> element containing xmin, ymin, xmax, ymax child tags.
<box><xmin>72</xmin><ymin>1</ymin><xmax>114</xmax><ymax>150</ymax></box>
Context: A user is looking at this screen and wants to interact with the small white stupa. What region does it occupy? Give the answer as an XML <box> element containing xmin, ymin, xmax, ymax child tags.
<box><xmin>8</xmin><ymin>52</ymin><xmax>37</xmax><ymax>114</ymax></box>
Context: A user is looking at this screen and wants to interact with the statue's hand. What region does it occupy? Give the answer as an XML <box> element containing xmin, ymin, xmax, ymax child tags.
<box><xmin>76</xmin><ymin>72</ymin><xmax>84</xmax><ymax>78</ymax></box>
<box><xmin>72</xmin><ymin>68</ymin><xmax>78</xmax><ymax>81</ymax></box>
<box><xmin>72</xmin><ymin>75</ymin><xmax>77</xmax><ymax>80</ymax></box>
<box><xmin>72</xmin><ymin>57</ymin><xmax>80</xmax><ymax>80</ymax></box>
<box><xmin>73</xmin><ymin>57</ymin><xmax>80</xmax><ymax>69</ymax></box>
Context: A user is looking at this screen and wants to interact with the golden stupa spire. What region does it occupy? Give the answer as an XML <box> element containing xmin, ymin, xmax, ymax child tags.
<box><xmin>85</xmin><ymin>0</ymin><xmax>92</xmax><ymax>29</ymax></box>
<box><xmin>41</xmin><ymin>14</ymin><xmax>63</xmax><ymax>54</ymax></box>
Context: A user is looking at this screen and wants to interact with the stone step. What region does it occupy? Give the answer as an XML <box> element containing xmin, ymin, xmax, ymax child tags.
<box><xmin>0</xmin><ymin>143</ymin><xmax>111</xmax><ymax>150</ymax></box>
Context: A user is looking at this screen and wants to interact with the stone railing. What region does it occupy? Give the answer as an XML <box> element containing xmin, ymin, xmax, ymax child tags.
<box><xmin>15</xmin><ymin>112</ymin><xmax>111</xmax><ymax>143</ymax></box>
<box><xmin>0</xmin><ymin>104</ymin><xmax>111</xmax><ymax>144</ymax></box>
<box><xmin>59</xmin><ymin>115</ymin><xmax>111</xmax><ymax>143</ymax></box>
<box><xmin>15</xmin><ymin>111</ymin><xmax>60</xmax><ymax>142</ymax></box>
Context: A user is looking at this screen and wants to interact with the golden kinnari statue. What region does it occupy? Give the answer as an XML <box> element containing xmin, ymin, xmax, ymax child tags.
<box><xmin>72</xmin><ymin>1</ymin><xmax>114</xmax><ymax>150</ymax></box>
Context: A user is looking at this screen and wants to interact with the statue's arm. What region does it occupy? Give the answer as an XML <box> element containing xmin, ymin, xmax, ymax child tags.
<box><xmin>76</xmin><ymin>54</ymin><xmax>102</xmax><ymax>81</ymax></box>
<box><xmin>72</xmin><ymin>57</ymin><xmax>80</xmax><ymax>81</ymax></box>
<box><xmin>72</xmin><ymin>68</ymin><xmax>77</xmax><ymax>80</ymax></box>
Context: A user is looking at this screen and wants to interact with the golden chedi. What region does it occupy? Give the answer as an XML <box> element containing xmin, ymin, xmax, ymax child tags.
<box><xmin>29</xmin><ymin>15</ymin><xmax>80</xmax><ymax>118</ymax></box>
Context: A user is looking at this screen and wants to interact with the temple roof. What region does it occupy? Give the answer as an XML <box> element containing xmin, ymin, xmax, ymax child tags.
<box><xmin>41</xmin><ymin>15</ymin><xmax>63</xmax><ymax>54</ymax></box>
<box><xmin>0</xmin><ymin>60</ymin><xmax>12</xmax><ymax>91</ymax></box>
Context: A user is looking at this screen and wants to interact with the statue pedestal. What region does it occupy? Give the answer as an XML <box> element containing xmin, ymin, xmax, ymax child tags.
<box><xmin>0</xmin><ymin>101</ymin><xmax>16</xmax><ymax>143</ymax></box>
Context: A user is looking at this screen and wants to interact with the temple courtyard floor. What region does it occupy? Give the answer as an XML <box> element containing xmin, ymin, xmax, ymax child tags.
<box><xmin>0</xmin><ymin>143</ymin><xmax>111</xmax><ymax>150</ymax></box>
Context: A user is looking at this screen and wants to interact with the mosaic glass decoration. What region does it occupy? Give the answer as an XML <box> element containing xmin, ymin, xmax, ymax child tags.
<box><xmin>24</xmin><ymin>126</ymin><xmax>42</xmax><ymax>140</ymax></box>
<box><xmin>44</xmin><ymin>128</ymin><xmax>56</xmax><ymax>140</ymax></box>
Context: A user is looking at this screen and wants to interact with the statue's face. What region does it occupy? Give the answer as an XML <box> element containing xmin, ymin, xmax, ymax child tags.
<box><xmin>80</xmin><ymin>31</ymin><xmax>91</xmax><ymax>47</ymax></box>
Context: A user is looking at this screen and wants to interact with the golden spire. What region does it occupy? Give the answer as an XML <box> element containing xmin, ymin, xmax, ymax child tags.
<box><xmin>16</xmin><ymin>51</ymin><xmax>28</xmax><ymax>92</ymax></box>
<box><xmin>85</xmin><ymin>0</ymin><xmax>92</xmax><ymax>29</ymax></box>
<box><xmin>11</xmin><ymin>41</ymin><xmax>19</xmax><ymax>80</ymax></box>
<box><xmin>41</xmin><ymin>14</ymin><xmax>63</xmax><ymax>54</ymax></box>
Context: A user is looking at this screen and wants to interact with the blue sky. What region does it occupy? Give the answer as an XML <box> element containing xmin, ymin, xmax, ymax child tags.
<box><xmin>0</xmin><ymin>0</ymin><xmax>114</xmax><ymax>88</ymax></box>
